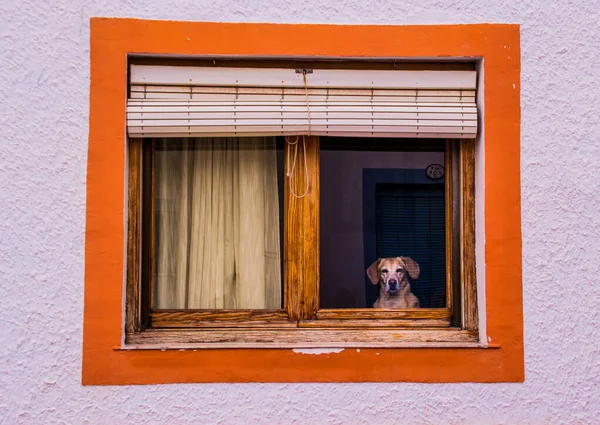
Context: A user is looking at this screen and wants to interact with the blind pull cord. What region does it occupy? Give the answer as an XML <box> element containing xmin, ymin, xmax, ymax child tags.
<box><xmin>286</xmin><ymin>135</ymin><xmax>309</xmax><ymax>199</ymax></box>
<box><xmin>285</xmin><ymin>69</ymin><xmax>313</xmax><ymax>199</ymax></box>
<box><xmin>303</xmin><ymin>70</ymin><xmax>312</xmax><ymax>136</ymax></box>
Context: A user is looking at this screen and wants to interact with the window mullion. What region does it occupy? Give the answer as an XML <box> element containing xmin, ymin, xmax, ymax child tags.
<box><xmin>284</xmin><ymin>136</ymin><xmax>320</xmax><ymax>321</ymax></box>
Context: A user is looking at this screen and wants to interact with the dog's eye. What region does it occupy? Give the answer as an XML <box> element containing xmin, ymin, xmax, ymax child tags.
<box><xmin>381</xmin><ymin>268</ymin><xmax>388</xmax><ymax>273</ymax></box>
<box><xmin>396</xmin><ymin>268</ymin><xmax>404</xmax><ymax>273</ymax></box>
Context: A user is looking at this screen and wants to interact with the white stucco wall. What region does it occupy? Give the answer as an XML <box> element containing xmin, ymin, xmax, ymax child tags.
<box><xmin>1</xmin><ymin>0</ymin><xmax>599</xmax><ymax>423</ymax></box>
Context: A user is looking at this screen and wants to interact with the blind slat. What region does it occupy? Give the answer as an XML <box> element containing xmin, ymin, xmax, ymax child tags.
<box><xmin>128</xmin><ymin>125</ymin><xmax>477</xmax><ymax>137</ymax></box>
<box><xmin>131</xmin><ymin>65</ymin><xmax>477</xmax><ymax>89</ymax></box>
<box><xmin>128</xmin><ymin>118</ymin><xmax>477</xmax><ymax>127</ymax></box>
<box><xmin>127</xmin><ymin>111</ymin><xmax>476</xmax><ymax>121</ymax></box>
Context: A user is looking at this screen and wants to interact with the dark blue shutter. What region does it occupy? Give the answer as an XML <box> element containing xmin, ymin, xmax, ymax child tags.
<box><xmin>375</xmin><ymin>184</ymin><xmax>446</xmax><ymax>308</ymax></box>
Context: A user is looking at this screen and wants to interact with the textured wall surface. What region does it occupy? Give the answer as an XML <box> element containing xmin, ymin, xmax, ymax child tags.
<box><xmin>1</xmin><ymin>0</ymin><xmax>599</xmax><ymax>423</ymax></box>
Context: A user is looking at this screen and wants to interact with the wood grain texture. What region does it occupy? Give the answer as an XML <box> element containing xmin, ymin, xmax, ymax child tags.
<box><xmin>316</xmin><ymin>308</ymin><xmax>451</xmax><ymax>320</ymax></box>
<box><xmin>137</xmin><ymin>140</ymin><xmax>154</xmax><ymax>328</ymax></box>
<box><xmin>303</xmin><ymin>136</ymin><xmax>320</xmax><ymax>319</ymax></box>
<box><xmin>450</xmin><ymin>140</ymin><xmax>462</xmax><ymax>327</ymax></box>
<box><xmin>125</xmin><ymin>139</ymin><xmax>143</xmax><ymax>333</ymax></box>
<box><xmin>150</xmin><ymin>310</ymin><xmax>294</xmax><ymax>328</ymax></box>
<box><xmin>125</xmin><ymin>328</ymin><xmax>479</xmax><ymax>348</ymax></box>
<box><xmin>299</xmin><ymin>319</ymin><xmax>450</xmax><ymax>328</ymax></box>
<box><xmin>147</xmin><ymin>139</ymin><xmax>156</xmax><ymax>312</ymax></box>
<box><xmin>445</xmin><ymin>139</ymin><xmax>454</xmax><ymax>312</ymax></box>
<box><xmin>461</xmin><ymin>138</ymin><xmax>478</xmax><ymax>331</ymax></box>
<box><xmin>284</xmin><ymin>136</ymin><xmax>319</xmax><ymax>321</ymax></box>
<box><xmin>310</xmin><ymin>307</ymin><xmax>451</xmax><ymax>328</ymax></box>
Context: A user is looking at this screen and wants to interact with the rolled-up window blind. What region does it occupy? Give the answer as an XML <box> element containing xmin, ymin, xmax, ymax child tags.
<box><xmin>127</xmin><ymin>65</ymin><xmax>478</xmax><ymax>139</ymax></box>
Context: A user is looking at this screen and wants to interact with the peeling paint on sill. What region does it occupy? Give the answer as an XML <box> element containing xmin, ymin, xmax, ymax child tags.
<box><xmin>292</xmin><ymin>348</ymin><xmax>345</xmax><ymax>355</ymax></box>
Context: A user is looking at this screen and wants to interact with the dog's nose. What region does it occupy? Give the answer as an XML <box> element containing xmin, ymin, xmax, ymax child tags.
<box><xmin>389</xmin><ymin>279</ymin><xmax>397</xmax><ymax>286</ymax></box>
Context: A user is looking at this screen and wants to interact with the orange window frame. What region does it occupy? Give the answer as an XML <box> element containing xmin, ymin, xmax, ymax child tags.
<box><xmin>83</xmin><ymin>19</ymin><xmax>522</xmax><ymax>384</ymax></box>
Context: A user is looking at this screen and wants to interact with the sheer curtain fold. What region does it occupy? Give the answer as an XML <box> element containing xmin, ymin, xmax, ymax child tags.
<box><xmin>154</xmin><ymin>137</ymin><xmax>281</xmax><ymax>309</ymax></box>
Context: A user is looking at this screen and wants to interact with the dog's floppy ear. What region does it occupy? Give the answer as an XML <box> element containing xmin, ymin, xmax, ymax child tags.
<box><xmin>399</xmin><ymin>256</ymin><xmax>420</xmax><ymax>279</ymax></box>
<box><xmin>366</xmin><ymin>259</ymin><xmax>381</xmax><ymax>285</ymax></box>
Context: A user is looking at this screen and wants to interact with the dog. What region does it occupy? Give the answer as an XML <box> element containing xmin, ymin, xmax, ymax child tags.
<box><xmin>366</xmin><ymin>257</ymin><xmax>420</xmax><ymax>308</ymax></box>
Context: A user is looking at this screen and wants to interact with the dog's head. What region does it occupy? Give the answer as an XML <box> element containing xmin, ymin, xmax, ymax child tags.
<box><xmin>366</xmin><ymin>257</ymin><xmax>420</xmax><ymax>294</ymax></box>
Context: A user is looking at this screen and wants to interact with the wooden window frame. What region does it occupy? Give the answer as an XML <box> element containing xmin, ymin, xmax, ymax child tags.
<box><xmin>125</xmin><ymin>129</ymin><xmax>478</xmax><ymax>347</ymax></box>
<box><xmin>83</xmin><ymin>19</ymin><xmax>523</xmax><ymax>384</ymax></box>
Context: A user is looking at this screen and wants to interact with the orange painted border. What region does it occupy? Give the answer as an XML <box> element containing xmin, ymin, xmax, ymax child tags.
<box><xmin>83</xmin><ymin>19</ymin><xmax>522</xmax><ymax>384</ymax></box>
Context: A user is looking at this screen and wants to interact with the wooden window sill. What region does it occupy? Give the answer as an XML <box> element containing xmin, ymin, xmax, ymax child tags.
<box><xmin>123</xmin><ymin>327</ymin><xmax>482</xmax><ymax>349</ymax></box>
<box><xmin>116</xmin><ymin>342</ymin><xmax>499</xmax><ymax>351</ymax></box>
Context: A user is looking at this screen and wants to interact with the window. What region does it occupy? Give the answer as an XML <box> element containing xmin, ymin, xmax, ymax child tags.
<box><xmin>84</xmin><ymin>19</ymin><xmax>523</xmax><ymax>384</ymax></box>
<box><xmin>125</xmin><ymin>61</ymin><xmax>479</xmax><ymax>347</ymax></box>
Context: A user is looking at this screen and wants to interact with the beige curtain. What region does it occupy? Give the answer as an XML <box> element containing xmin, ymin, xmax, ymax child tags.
<box><xmin>154</xmin><ymin>137</ymin><xmax>281</xmax><ymax>309</ymax></box>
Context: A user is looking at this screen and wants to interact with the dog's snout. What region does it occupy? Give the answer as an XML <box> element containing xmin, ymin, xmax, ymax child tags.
<box><xmin>387</xmin><ymin>279</ymin><xmax>398</xmax><ymax>292</ymax></box>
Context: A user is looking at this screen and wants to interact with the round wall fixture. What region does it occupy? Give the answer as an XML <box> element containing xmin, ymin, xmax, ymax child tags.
<box><xmin>426</xmin><ymin>164</ymin><xmax>445</xmax><ymax>180</ymax></box>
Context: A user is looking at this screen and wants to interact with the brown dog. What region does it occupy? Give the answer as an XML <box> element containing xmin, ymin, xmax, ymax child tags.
<box><xmin>367</xmin><ymin>257</ymin><xmax>420</xmax><ymax>308</ymax></box>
